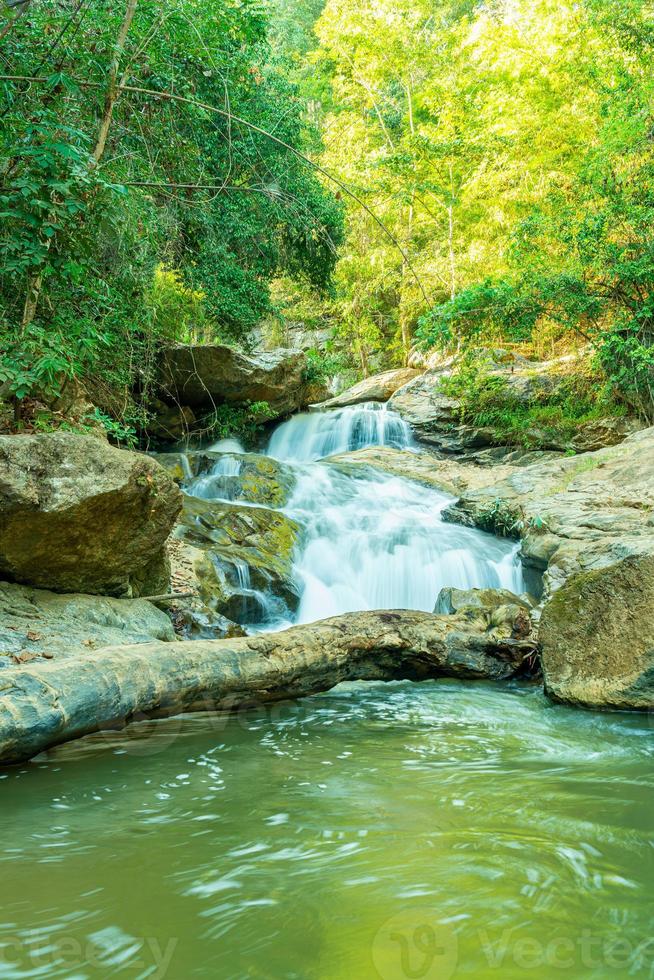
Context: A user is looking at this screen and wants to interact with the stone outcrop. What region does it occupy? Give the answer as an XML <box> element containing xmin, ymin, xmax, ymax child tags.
<box><xmin>157</xmin><ymin>344</ymin><xmax>311</xmax><ymax>419</ymax></box>
<box><xmin>0</xmin><ymin>581</ymin><xmax>175</xmax><ymax>665</ymax></box>
<box><xmin>388</xmin><ymin>364</ymin><xmax>642</xmax><ymax>453</ymax></box>
<box><xmin>0</xmin><ymin>433</ymin><xmax>181</xmax><ymax>597</ymax></box>
<box><xmin>444</xmin><ymin>426</ymin><xmax>654</xmax><ymax>601</ymax></box>
<box><xmin>539</xmin><ymin>555</ymin><xmax>654</xmax><ymax>710</ymax></box>
<box><xmin>0</xmin><ymin>607</ymin><xmax>538</xmax><ymax>765</ymax></box>
<box><xmin>315</xmin><ymin>368</ymin><xmax>421</xmax><ymax>409</ymax></box>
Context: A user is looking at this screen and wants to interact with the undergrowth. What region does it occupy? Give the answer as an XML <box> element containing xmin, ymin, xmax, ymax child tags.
<box><xmin>440</xmin><ymin>355</ymin><xmax>626</xmax><ymax>448</ymax></box>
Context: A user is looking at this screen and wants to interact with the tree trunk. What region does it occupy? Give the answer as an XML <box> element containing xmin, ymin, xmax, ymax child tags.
<box><xmin>17</xmin><ymin>0</ymin><xmax>138</xmax><ymax>338</ymax></box>
<box><xmin>0</xmin><ymin>609</ymin><xmax>535</xmax><ymax>765</ymax></box>
<box><xmin>92</xmin><ymin>0</ymin><xmax>138</xmax><ymax>164</ymax></box>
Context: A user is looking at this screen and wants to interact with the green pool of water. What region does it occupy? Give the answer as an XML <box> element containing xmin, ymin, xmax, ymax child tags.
<box><xmin>0</xmin><ymin>681</ymin><xmax>652</xmax><ymax>979</ymax></box>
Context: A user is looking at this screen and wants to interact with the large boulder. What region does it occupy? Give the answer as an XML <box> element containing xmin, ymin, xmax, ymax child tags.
<box><xmin>315</xmin><ymin>368</ymin><xmax>422</xmax><ymax>409</ymax></box>
<box><xmin>157</xmin><ymin>344</ymin><xmax>310</xmax><ymax>419</ymax></box>
<box><xmin>0</xmin><ymin>581</ymin><xmax>175</xmax><ymax>664</ymax></box>
<box><xmin>0</xmin><ymin>433</ymin><xmax>182</xmax><ymax>597</ymax></box>
<box><xmin>539</xmin><ymin>555</ymin><xmax>654</xmax><ymax>710</ymax></box>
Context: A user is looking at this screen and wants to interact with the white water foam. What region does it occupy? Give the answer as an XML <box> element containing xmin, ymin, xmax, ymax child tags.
<box><xmin>267</xmin><ymin>402</ymin><xmax>414</xmax><ymax>463</ymax></box>
<box><xmin>187</xmin><ymin>402</ymin><xmax>524</xmax><ymax>629</ymax></box>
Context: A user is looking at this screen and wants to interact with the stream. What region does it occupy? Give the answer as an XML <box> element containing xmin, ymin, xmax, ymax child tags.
<box><xmin>0</xmin><ymin>404</ymin><xmax>652</xmax><ymax>979</ymax></box>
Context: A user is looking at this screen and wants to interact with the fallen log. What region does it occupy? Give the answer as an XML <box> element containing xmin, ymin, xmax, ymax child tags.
<box><xmin>0</xmin><ymin>608</ymin><xmax>536</xmax><ymax>765</ymax></box>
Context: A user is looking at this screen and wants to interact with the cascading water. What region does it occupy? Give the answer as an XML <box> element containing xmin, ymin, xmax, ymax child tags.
<box><xmin>267</xmin><ymin>401</ymin><xmax>414</xmax><ymax>462</ymax></box>
<box><xmin>183</xmin><ymin>401</ymin><xmax>524</xmax><ymax>630</ymax></box>
<box><xmin>283</xmin><ymin>463</ymin><xmax>522</xmax><ymax>624</ymax></box>
<box><xmin>266</xmin><ymin>404</ymin><xmax>523</xmax><ymax>624</ymax></box>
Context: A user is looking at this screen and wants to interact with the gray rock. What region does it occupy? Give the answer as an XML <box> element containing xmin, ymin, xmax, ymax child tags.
<box><xmin>0</xmin><ymin>433</ymin><xmax>181</xmax><ymax>596</ymax></box>
<box><xmin>316</xmin><ymin>368</ymin><xmax>422</xmax><ymax>409</ymax></box>
<box><xmin>0</xmin><ymin>581</ymin><xmax>175</xmax><ymax>665</ymax></box>
<box><xmin>388</xmin><ymin>363</ymin><xmax>643</xmax><ymax>453</ymax></box>
<box><xmin>157</xmin><ymin>344</ymin><xmax>311</xmax><ymax>419</ymax></box>
<box><xmin>444</xmin><ymin>426</ymin><xmax>654</xmax><ymax>602</ymax></box>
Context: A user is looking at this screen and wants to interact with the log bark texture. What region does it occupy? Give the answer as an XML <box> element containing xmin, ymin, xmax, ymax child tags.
<box><xmin>0</xmin><ymin>609</ymin><xmax>535</xmax><ymax>765</ymax></box>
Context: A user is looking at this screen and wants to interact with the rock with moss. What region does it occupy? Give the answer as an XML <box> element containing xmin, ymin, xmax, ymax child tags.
<box><xmin>389</xmin><ymin>361</ymin><xmax>643</xmax><ymax>453</ymax></box>
<box><xmin>0</xmin><ymin>432</ymin><xmax>181</xmax><ymax>596</ymax></box>
<box><xmin>539</xmin><ymin>555</ymin><xmax>654</xmax><ymax>710</ymax></box>
<box><xmin>177</xmin><ymin>494</ymin><xmax>301</xmax><ymax>623</ymax></box>
<box><xmin>0</xmin><ymin>581</ymin><xmax>175</xmax><ymax>665</ymax></box>
<box><xmin>155</xmin><ymin>451</ymin><xmax>296</xmax><ymax>508</ymax></box>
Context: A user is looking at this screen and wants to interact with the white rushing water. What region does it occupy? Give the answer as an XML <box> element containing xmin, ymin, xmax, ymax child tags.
<box><xmin>269</xmin><ymin>403</ymin><xmax>524</xmax><ymax>625</ymax></box>
<box><xmin>267</xmin><ymin>401</ymin><xmax>415</xmax><ymax>462</ymax></box>
<box><xmin>283</xmin><ymin>463</ymin><xmax>522</xmax><ymax>624</ymax></box>
<box><xmin>185</xmin><ymin>402</ymin><xmax>524</xmax><ymax>629</ymax></box>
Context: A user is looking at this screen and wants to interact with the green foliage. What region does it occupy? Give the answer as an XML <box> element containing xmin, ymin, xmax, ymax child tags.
<box><xmin>302</xmin><ymin>347</ymin><xmax>347</xmax><ymax>386</ymax></box>
<box><xmin>198</xmin><ymin>401</ymin><xmax>274</xmax><ymax>444</ymax></box>
<box><xmin>440</xmin><ymin>354</ymin><xmax>626</xmax><ymax>448</ymax></box>
<box><xmin>0</xmin><ymin>0</ymin><xmax>343</xmax><ymax>430</ymax></box>
<box><xmin>301</xmin><ymin>0</ymin><xmax>654</xmax><ymax>413</ymax></box>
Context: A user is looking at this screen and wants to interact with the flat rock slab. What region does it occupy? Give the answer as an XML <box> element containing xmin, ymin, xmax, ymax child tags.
<box><xmin>444</xmin><ymin>426</ymin><xmax>654</xmax><ymax>598</ymax></box>
<box><xmin>0</xmin><ymin>581</ymin><xmax>175</xmax><ymax>664</ymax></box>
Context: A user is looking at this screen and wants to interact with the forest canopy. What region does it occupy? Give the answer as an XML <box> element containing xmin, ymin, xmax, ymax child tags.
<box><xmin>0</xmin><ymin>0</ymin><xmax>343</xmax><ymax>429</ymax></box>
<box><xmin>1</xmin><ymin>0</ymin><xmax>654</xmax><ymax>431</ymax></box>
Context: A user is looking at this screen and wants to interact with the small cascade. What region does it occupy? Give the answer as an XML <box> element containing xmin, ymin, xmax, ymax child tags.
<box><xmin>186</xmin><ymin>454</ymin><xmax>243</xmax><ymax>500</ymax></box>
<box><xmin>183</xmin><ymin>401</ymin><xmax>525</xmax><ymax>634</ymax></box>
<box><xmin>267</xmin><ymin>401</ymin><xmax>414</xmax><ymax>463</ymax></box>
<box><xmin>283</xmin><ymin>463</ymin><xmax>524</xmax><ymax>624</ymax></box>
<box><xmin>207</xmin><ymin>437</ymin><xmax>246</xmax><ymax>454</ymax></box>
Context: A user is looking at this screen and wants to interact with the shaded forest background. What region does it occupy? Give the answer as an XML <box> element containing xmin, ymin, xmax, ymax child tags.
<box><xmin>1</xmin><ymin>0</ymin><xmax>654</xmax><ymax>441</ymax></box>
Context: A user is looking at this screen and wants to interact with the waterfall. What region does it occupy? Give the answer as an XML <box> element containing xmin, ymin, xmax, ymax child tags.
<box><xmin>283</xmin><ymin>462</ymin><xmax>523</xmax><ymax>625</ymax></box>
<box><xmin>188</xmin><ymin>454</ymin><xmax>243</xmax><ymax>500</ymax></box>
<box><xmin>267</xmin><ymin>402</ymin><xmax>414</xmax><ymax>463</ymax></box>
<box><xmin>186</xmin><ymin>402</ymin><xmax>525</xmax><ymax>631</ymax></box>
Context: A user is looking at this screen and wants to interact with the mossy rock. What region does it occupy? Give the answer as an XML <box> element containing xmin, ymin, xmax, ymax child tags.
<box><xmin>178</xmin><ymin>495</ymin><xmax>301</xmax><ymax>622</ymax></box>
<box><xmin>155</xmin><ymin>451</ymin><xmax>296</xmax><ymax>507</ymax></box>
<box><xmin>539</xmin><ymin>554</ymin><xmax>654</xmax><ymax>710</ymax></box>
